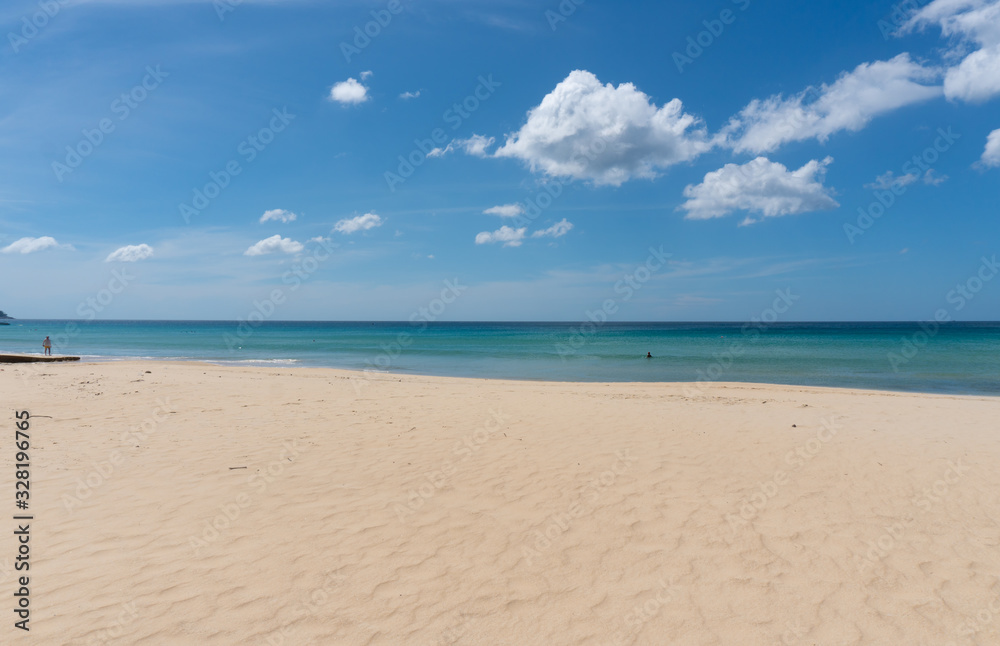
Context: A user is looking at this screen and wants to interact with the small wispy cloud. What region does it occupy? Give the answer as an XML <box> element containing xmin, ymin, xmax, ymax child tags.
<box><xmin>106</xmin><ymin>244</ymin><xmax>154</xmax><ymax>262</ymax></box>
<box><xmin>260</xmin><ymin>208</ymin><xmax>297</xmax><ymax>224</ymax></box>
<box><xmin>475</xmin><ymin>226</ymin><xmax>526</xmax><ymax>247</ymax></box>
<box><xmin>484</xmin><ymin>203</ymin><xmax>524</xmax><ymax>217</ymax></box>
<box><xmin>532</xmin><ymin>219</ymin><xmax>573</xmax><ymax>239</ymax></box>
<box><xmin>244</xmin><ymin>235</ymin><xmax>303</xmax><ymax>256</ymax></box>
<box><xmin>428</xmin><ymin>135</ymin><xmax>496</xmax><ymax>158</ymax></box>
<box><xmin>1</xmin><ymin>236</ymin><xmax>74</xmax><ymax>254</ymax></box>
<box><xmin>333</xmin><ymin>212</ymin><xmax>383</xmax><ymax>234</ymax></box>
<box><xmin>864</xmin><ymin>171</ymin><xmax>918</xmax><ymax>190</ymax></box>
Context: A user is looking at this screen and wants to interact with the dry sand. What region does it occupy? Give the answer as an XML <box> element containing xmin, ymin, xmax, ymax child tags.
<box><xmin>2</xmin><ymin>361</ymin><xmax>999</xmax><ymax>645</ymax></box>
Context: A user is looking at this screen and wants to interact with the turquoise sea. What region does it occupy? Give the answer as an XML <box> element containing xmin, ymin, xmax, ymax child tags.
<box><xmin>2</xmin><ymin>320</ymin><xmax>999</xmax><ymax>395</ymax></box>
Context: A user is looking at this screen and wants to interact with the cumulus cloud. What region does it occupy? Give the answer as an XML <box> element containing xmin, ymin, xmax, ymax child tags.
<box><xmin>360</xmin><ymin>70</ymin><xmax>373</xmax><ymax>80</ymax></box>
<box><xmin>484</xmin><ymin>203</ymin><xmax>524</xmax><ymax>217</ymax></box>
<box><xmin>429</xmin><ymin>135</ymin><xmax>496</xmax><ymax>158</ymax></box>
<box><xmin>723</xmin><ymin>54</ymin><xmax>942</xmax><ymax>154</ymax></box>
<box><xmin>981</xmin><ymin>128</ymin><xmax>1000</xmax><ymax>167</ymax></box>
<box><xmin>531</xmin><ymin>219</ymin><xmax>574</xmax><ymax>238</ymax></box>
<box><xmin>330</xmin><ymin>78</ymin><xmax>369</xmax><ymax>105</ymax></box>
<box><xmin>105</xmin><ymin>244</ymin><xmax>153</xmax><ymax>262</ymax></box>
<box><xmin>244</xmin><ymin>235</ymin><xmax>304</xmax><ymax>256</ymax></box>
<box><xmin>680</xmin><ymin>157</ymin><xmax>839</xmax><ymax>223</ymax></box>
<box><xmin>400</xmin><ymin>90</ymin><xmax>421</xmax><ymax>100</ymax></box>
<box><xmin>492</xmin><ymin>70</ymin><xmax>712</xmax><ymax>185</ymax></box>
<box><xmin>905</xmin><ymin>0</ymin><xmax>1000</xmax><ymax>102</ymax></box>
<box><xmin>1</xmin><ymin>236</ymin><xmax>73</xmax><ymax>254</ymax></box>
<box><xmin>260</xmin><ymin>208</ymin><xmax>297</xmax><ymax>224</ymax></box>
<box><xmin>333</xmin><ymin>212</ymin><xmax>383</xmax><ymax>234</ymax></box>
<box><xmin>475</xmin><ymin>226</ymin><xmax>527</xmax><ymax>247</ymax></box>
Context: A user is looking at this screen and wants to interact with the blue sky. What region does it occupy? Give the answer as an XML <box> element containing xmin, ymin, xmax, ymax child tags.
<box><xmin>1</xmin><ymin>0</ymin><xmax>998</xmax><ymax>321</ymax></box>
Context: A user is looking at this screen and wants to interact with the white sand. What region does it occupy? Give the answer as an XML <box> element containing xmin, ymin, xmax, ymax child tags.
<box><xmin>2</xmin><ymin>361</ymin><xmax>999</xmax><ymax>645</ymax></box>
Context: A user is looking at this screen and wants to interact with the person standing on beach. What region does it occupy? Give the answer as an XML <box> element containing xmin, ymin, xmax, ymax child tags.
<box><xmin>42</xmin><ymin>336</ymin><xmax>52</xmax><ymax>356</ymax></box>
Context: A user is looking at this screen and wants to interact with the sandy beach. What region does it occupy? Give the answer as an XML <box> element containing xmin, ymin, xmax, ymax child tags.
<box><xmin>3</xmin><ymin>360</ymin><xmax>999</xmax><ymax>645</ymax></box>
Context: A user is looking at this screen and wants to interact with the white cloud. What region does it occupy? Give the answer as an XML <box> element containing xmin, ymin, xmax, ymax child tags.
<box><xmin>865</xmin><ymin>168</ymin><xmax>947</xmax><ymax>189</ymax></box>
<box><xmin>475</xmin><ymin>226</ymin><xmax>527</xmax><ymax>247</ymax></box>
<box><xmin>259</xmin><ymin>208</ymin><xmax>297</xmax><ymax>224</ymax></box>
<box><xmin>105</xmin><ymin>244</ymin><xmax>154</xmax><ymax>262</ymax></box>
<box><xmin>922</xmin><ymin>168</ymin><xmax>949</xmax><ymax>185</ymax></box>
<box><xmin>493</xmin><ymin>70</ymin><xmax>712</xmax><ymax>185</ymax></box>
<box><xmin>906</xmin><ymin>0</ymin><xmax>1000</xmax><ymax>102</ymax></box>
<box><xmin>329</xmin><ymin>78</ymin><xmax>369</xmax><ymax>105</ymax></box>
<box><xmin>309</xmin><ymin>236</ymin><xmax>332</xmax><ymax>244</ymax></box>
<box><xmin>244</xmin><ymin>235</ymin><xmax>304</xmax><ymax>256</ymax></box>
<box><xmin>360</xmin><ymin>70</ymin><xmax>373</xmax><ymax>80</ymax></box>
<box><xmin>680</xmin><ymin>156</ymin><xmax>839</xmax><ymax>223</ymax></box>
<box><xmin>864</xmin><ymin>170</ymin><xmax>919</xmax><ymax>190</ymax></box>
<box><xmin>531</xmin><ymin>219</ymin><xmax>574</xmax><ymax>238</ymax></box>
<box><xmin>400</xmin><ymin>90</ymin><xmax>421</xmax><ymax>100</ymax></box>
<box><xmin>945</xmin><ymin>45</ymin><xmax>1000</xmax><ymax>102</ymax></box>
<box><xmin>428</xmin><ymin>135</ymin><xmax>496</xmax><ymax>158</ymax></box>
<box><xmin>483</xmin><ymin>203</ymin><xmax>524</xmax><ymax>217</ymax></box>
<box><xmin>981</xmin><ymin>128</ymin><xmax>1000</xmax><ymax>167</ymax></box>
<box><xmin>333</xmin><ymin>212</ymin><xmax>383</xmax><ymax>234</ymax></box>
<box><xmin>1</xmin><ymin>236</ymin><xmax>73</xmax><ymax>254</ymax></box>
<box><xmin>723</xmin><ymin>54</ymin><xmax>942</xmax><ymax>154</ymax></box>
<box><xmin>461</xmin><ymin>134</ymin><xmax>495</xmax><ymax>157</ymax></box>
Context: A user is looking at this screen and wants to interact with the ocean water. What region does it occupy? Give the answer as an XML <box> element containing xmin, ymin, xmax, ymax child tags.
<box><xmin>2</xmin><ymin>320</ymin><xmax>999</xmax><ymax>395</ymax></box>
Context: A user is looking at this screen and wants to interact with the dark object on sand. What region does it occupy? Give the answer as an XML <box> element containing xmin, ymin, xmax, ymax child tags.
<box><xmin>0</xmin><ymin>354</ymin><xmax>80</xmax><ymax>363</ymax></box>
